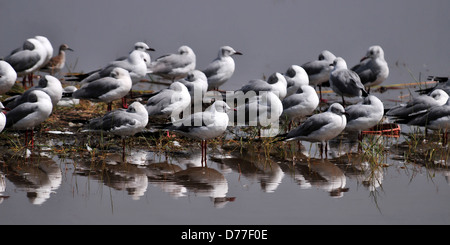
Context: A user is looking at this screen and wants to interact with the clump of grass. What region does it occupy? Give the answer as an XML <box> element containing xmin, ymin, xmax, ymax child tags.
<box><xmin>360</xmin><ymin>135</ymin><xmax>388</xmax><ymax>168</ymax></box>
<box><xmin>402</xmin><ymin>129</ymin><xmax>450</xmax><ymax>168</ymax></box>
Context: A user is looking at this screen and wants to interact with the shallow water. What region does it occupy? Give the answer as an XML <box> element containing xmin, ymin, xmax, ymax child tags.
<box><xmin>1</xmin><ymin>89</ymin><xmax>450</xmax><ymax>225</ymax></box>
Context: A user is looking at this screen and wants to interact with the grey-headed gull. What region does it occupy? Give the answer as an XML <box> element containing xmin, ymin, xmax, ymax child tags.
<box><xmin>132</xmin><ymin>42</ymin><xmax>155</xmax><ymax>53</ymax></box>
<box><xmin>40</xmin><ymin>44</ymin><xmax>73</xmax><ymax>75</ymax></box>
<box><xmin>351</xmin><ymin>45</ymin><xmax>389</xmax><ymax>91</ymax></box>
<box><xmin>386</xmin><ymin>89</ymin><xmax>449</xmax><ymax>119</ymax></box>
<box><xmin>284</xmin><ymin>65</ymin><xmax>309</xmax><ymax>97</ymax></box>
<box><xmin>86</xmin><ymin>101</ymin><xmax>149</xmax><ymax>160</ymax></box>
<box><xmin>0</xmin><ymin>60</ymin><xmax>17</xmax><ymax>95</ymax></box>
<box><xmin>180</xmin><ymin>70</ymin><xmax>208</xmax><ymax>108</ymax></box>
<box><xmin>4</xmin><ymin>75</ymin><xmax>63</xmax><ymax>110</ymax></box>
<box><xmin>203</xmin><ymin>46</ymin><xmax>242</xmax><ymax>91</ymax></box>
<box><xmin>146</xmin><ymin>81</ymin><xmax>191</xmax><ymax>119</ymax></box>
<box><xmin>301</xmin><ymin>50</ymin><xmax>336</xmax><ymax>101</ymax></box>
<box><xmin>237</xmin><ymin>72</ymin><xmax>287</xmax><ymax>100</ymax></box>
<box><xmin>73</xmin><ymin>67</ymin><xmax>132</xmax><ymax>111</ymax></box>
<box><xmin>166</xmin><ymin>100</ymin><xmax>231</xmax><ymax>165</ymax></box>
<box><xmin>148</xmin><ymin>45</ymin><xmax>196</xmax><ymax>81</ymax></box>
<box><xmin>281</xmin><ymin>85</ymin><xmax>319</xmax><ymax>129</ymax></box>
<box><xmin>329</xmin><ymin>57</ymin><xmax>368</xmax><ymax>105</ymax></box>
<box><xmin>5</xmin><ymin>90</ymin><xmax>53</xmax><ymax>148</ymax></box>
<box><xmin>345</xmin><ymin>94</ymin><xmax>384</xmax><ymax>134</ymax></box>
<box><xmin>4</xmin><ymin>37</ymin><xmax>47</xmax><ymax>88</ymax></box>
<box><xmin>78</xmin><ymin>43</ymin><xmax>152</xmax><ymax>86</ymax></box>
<box><xmin>398</xmin><ymin>98</ymin><xmax>450</xmax><ymax>144</ymax></box>
<box><xmin>229</xmin><ymin>91</ymin><xmax>283</xmax><ymax>128</ymax></box>
<box><xmin>282</xmin><ymin>103</ymin><xmax>347</xmax><ymax>157</ymax></box>
<box><xmin>115</xmin><ymin>42</ymin><xmax>154</xmax><ymax>71</ymax></box>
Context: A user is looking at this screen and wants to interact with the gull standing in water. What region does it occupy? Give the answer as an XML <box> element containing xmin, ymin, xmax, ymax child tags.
<box><xmin>86</xmin><ymin>101</ymin><xmax>149</xmax><ymax>160</ymax></box>
<box><xmin>329</xmin><ymin>57</ymin><xmax>368</xmax><ymax>106</ymax></box>
<box><xmin>165</xmin><ymin>100</ymin><xmax>231</xmax><ymax>165</ymax></box>
<box><xmin>386</xmin><ymin>89</ymin><xmax>449</xmax><ymax>120</ymax></box>
<box><xmin>281</xmin><ymin>103</ymin><xmax>347</xmax><ymax>158</ymax></box>
<box><xmin>345</xmin><ymin>95</ymin><xmax>384</xmax><ymax>139</ymax></box>
<box><xmin>351</xmin><ymin>45</ymin><xmax>389</xmax><ymax>92</ymax></box>
<box><xmin>397</xmin><ymin>98</ymin><xmax>450</xmax><ymax>145</ymax></box>
<box><xmin>301</xmin><ymin>50</ymin><xmax>336</xmax><ymax>102</ymax></box>
<box><xmin>203</xmin><ymin>46</ymin><xmax>242</xmax><ymax>91</ymax></box>
<box><xmin>72</xmin><ymin>67</ymin><xmax>132</xmax><ymax>111</ymax></box>
<box><xmin>148</xmin><ymin>45</ymin><xmax>196</xmax><ymax>82</ymax></box>
<box><xmin>5</xmin><ymin>90</ymin><xmax>53</xmax><ymax>148</ymax></box>
<box><xmin>0</xmin><ymin>60</ymin><xmax>17</xmax><ymax>95</ymax></box>
<box><xmin>40</xmin><ymin>44</ymin><xmax>73</xmax><ymax>75</ymax></box>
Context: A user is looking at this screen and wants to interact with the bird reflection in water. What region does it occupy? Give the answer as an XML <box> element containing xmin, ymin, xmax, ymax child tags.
<box><xmin>0</xmin><ymin>153</ymin><xmax>62</xmax><ymax>205</ymax></box>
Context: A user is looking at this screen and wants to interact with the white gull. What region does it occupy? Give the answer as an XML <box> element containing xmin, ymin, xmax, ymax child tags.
<box><xmin>203</xmin><ymin>46</ymin><xmax>242</xmax><ymax>91</ymax></box>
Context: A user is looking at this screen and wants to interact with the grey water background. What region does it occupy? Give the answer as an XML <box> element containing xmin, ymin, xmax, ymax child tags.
<box><xmin>0</xmin><ymin>0</ymin><xmax>450</xmax><ymax>225</ymax></box>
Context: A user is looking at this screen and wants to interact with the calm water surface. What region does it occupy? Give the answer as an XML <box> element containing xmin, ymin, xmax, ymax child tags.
<box><xmin>1</xmin><ymin>89</ymin><xmax>449</xmax><ymax>225</ymax></box>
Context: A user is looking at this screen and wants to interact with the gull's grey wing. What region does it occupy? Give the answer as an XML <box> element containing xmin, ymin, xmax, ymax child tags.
<box><xmin>239</xmin><ymin>79</ymin><xmax>272</xmax><ymax>93</ymax></box>
<box><xmin>351</xmin><ymin>63</ymin><xmax>377</xmax><ymax>85</ymax></box>
<box><xmin>167</xmin><ymin>111</ymin><xmax>208</xmax><ymax>133</ymax></box>
<box><xmin>286</xmin><ymin>113</ymin><xmax>330</xmax><ymax>139</ymax></box>
<box><xmin>408</xmin><ymin>105</ymin><xmax>450</xmax><ymax>127</ymax></box>
<box><xmin>89</xmin><ymin>109</ymin><xmax>136</xmax><ymax>131</ymax></box>
<box><xmin>301</xmin><ymin>60</ymin><xmax>328</xmax><ymax>76</ymax></box>
<box><xmin>202</xmin><ymin>58</ymin><xmax>221</xmax><ymax>78</ymax></box>
<box><xmin>331</xmin><ymin>69</ymin><xmax>365</xmax><ymax>94</ymax></box>
<box><xmin>345</xmin><ymin>104</ymin><xmax>371</xmax><ymax>122</ymax></box>
<box><xmin>5</xmin><ymin>103</ymin><xmax>39</xmax><ymax>128</ymax></box>
<box><xmin>4</xmin><ymin>50</ymin><xmax>41</xmax><ymax>73</ymax></box>
<box><xmin>73</xmin><ymin>77</ymin><xmax>120</xmax><ymax>99</ymax></box>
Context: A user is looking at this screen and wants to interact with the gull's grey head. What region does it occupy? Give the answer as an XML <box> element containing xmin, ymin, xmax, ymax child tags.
<box><xmin>37</xmin><ymin>75</ymin><xmax>61</xmax><ymax>88</ymax></box>
<box><xmin>430</xmin><ymin>89</ymin><xmax>449</xmax><ymax>102</ymax></box>
<box><xmin>126</xmin><ymin>101</ymin><xmax>147</xmax><ymax>115</ymax></box>
<box><xmin>285</xmin><ymin>65</ymin><xmax>308</xmax><ymax>80</ymax></box>
<box><xmin>178</xmin><ymin>45</ymin><xmax>194</xmax><ymax>55</ymax></box>
<box><xmin>219</xmin><ymin>46</ymin><xmax>243</xmax><ymax>57</ymax></box>
<box><xmin>330</xmin><ymin>57</ymin><xmax>348</xmax><ymax>70</ymax></box>
<box><xmin>211</xmin><ymin>100</ymin><xmax>231</xmax><ymax>113</ymax></box>
<box><xmin>134</xmin><ymin>42</ymin><xmax>155</xmax><ymax>52</ymax></box>
<box><xmin>361</xmin><ymin>45</ymin><xmax>385</xmax><ymax>61</ymax></box>
<box><xmin>267</xmin><ymin>72</ymin><xmax>287</xmax><ymax>85</ymax></box>
<box><xmin>328</xmin><ymin>103</ymin><xmax>346</xmax><ymax>116</ymax></box>
<box><xmin>185</xmin><ymin>70</ymin><xmax>207</xmax><ymax>82</ymax></box>
<box><xmin>110</xmin><ymin>67</ymin><xmax>130</xmax><ymax>78</ymax></box>
<box><xmin>318</xmin><ymin>50</ymin><xmax>336</xmax><ymax>61</ymax></box>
